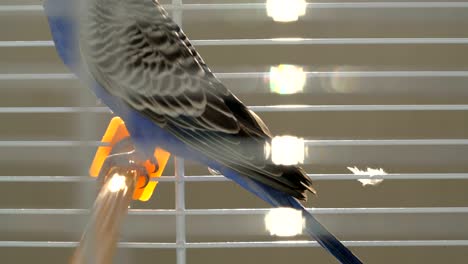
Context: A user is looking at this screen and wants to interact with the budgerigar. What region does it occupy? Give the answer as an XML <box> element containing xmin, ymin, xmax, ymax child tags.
<box><xmin>43</xmin><ymin>0</ymin><xmax>362</xmax><ymax>263</ymax></box>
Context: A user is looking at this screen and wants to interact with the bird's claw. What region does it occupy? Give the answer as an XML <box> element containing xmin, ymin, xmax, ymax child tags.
<box><xmin>109</xmin><ymin>136</ymin><xmax>158</xmax><ymax>174</ymax></box>
<box><xmin>149</xmin><ymin>155</ymin><xmax>159</xmax><ymax>173</ymax></box>
<box><xmin>139</xmin><ymin>171</ymin><xmax>151</xmax><ymax>189</ymax></box>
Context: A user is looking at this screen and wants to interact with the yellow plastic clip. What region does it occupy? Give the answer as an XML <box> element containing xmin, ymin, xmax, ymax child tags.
<box><xmin>89</xmin><ymin>117</ymin><xmax>171</xmax><ymax>201</ymax></box>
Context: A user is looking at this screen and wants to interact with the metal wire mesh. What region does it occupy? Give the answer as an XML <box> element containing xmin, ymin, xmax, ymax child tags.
<box><xmin>1</xmin><ymin>1</ymin><xmax>468</xmax><ymax>264</ymax></box>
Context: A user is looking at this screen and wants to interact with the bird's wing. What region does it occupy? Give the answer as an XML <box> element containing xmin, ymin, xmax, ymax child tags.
<box><xmin>79</xmin><ymin>0</ymin><xmax>312</xmax><ymax>199</ymax></box>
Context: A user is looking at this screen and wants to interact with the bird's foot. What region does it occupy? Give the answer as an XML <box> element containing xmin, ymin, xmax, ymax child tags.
<box><xmin>98</xmin><ymin>150</ymin><xmax>151</xmax><ymax>189</ymax></box>
<box><xmin>111</xmin><ymin>136</ymin><xmax>159</xmax><ymax>173</ymax></box>
<box><xmin>110</xmin><ymin>136</ymin><xmax>135</xmax><ymax>154</ymax></box>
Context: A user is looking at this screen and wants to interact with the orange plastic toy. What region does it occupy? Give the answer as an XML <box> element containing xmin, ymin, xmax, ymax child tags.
<box><xmin>89</xmin><ymin>117</ymin><xmax>171</xmax><ymax>201</ymax></box>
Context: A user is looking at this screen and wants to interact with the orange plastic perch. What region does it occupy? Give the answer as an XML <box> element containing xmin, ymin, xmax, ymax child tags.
<box><xmin>89</xmin><ymin>117</ymin><xmax>170</xmax><ymax>201</ymax></box>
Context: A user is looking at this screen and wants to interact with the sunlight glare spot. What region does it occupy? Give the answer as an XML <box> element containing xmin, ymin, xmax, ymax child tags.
<box><xmin>271</xmin><ymin>136</ymin><xmax>305</xmax><ymax>165</ymax></box>
<box><xmin>265</xmin><ymin>208</ymin><xmax>304</xmax><ymax>237</ymax></box>
<box><xmin>107</xmin><ymin>173</ymin><xmax>128</xmax><ymax>193</ymax></box>
<box><xmin>266</xmin><ymin>0</ymin><xmax>307</xmax><ymax>22</ymax></box>
<box><xmin>269</xmin><ymin>65</ymin><xmax>306</xmax><ymax>94</ymax></box>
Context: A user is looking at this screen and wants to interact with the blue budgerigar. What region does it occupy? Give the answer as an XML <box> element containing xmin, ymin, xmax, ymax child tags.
<box><xmin>43</xmin><ymin>0</ymin><xmax>362</xmax><ymax>263</ymax></box>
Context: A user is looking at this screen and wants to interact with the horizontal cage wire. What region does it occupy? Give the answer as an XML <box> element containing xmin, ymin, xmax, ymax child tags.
<box><xmin>3</xmin><ymin>2</ymin><xmax>468</xmax><ymax>11</ymax></box>
<box><xmin>1</xmin><ymin>1</ymin><xmax>468</xmax><ymax>264</ymax></box>
<box><xmin>4</xmin><ymin>38</ymin><xmax>468</xmax><ymax>46</ymax></box>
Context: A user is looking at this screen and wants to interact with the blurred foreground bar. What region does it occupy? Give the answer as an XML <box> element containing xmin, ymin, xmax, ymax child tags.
<box><xmin>70</xmin><ymin>168</ymin><xmax>137</xmax><ymax>264</ymax></box>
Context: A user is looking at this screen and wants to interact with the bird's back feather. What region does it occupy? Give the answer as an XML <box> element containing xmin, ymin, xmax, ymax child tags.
<box><xmin>79</xmin><ymin>0</ymin><xmax>314</xmax><ymax>200</ymax></box>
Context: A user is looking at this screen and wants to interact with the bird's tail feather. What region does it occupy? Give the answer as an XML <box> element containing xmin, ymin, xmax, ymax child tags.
<box><xmin>292</xmin><ymin>199</ymin><xmax>363</xmax><ymax>264</ymax></box>
<box><xmin>224</xmin><ymin>169</ymin><xmax>363</xmax><ymax>264</ymax></box>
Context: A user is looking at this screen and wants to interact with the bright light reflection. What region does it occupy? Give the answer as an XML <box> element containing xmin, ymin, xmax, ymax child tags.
<box><xmin>327</xmin><ymin>66</ymin><xmax>363</xmax><ymax>93</ymax></box>
<box><xmin>107</xmin><ymin>173</ymin><xmax>128</xmax><ymax>193</ymax></box>
<box><xmin>271</xmin><ymin>38</ymin><xmax>304</xmax><ymax>42</ymax></box>
<box><xmin>266</xmin><ymin>0</ymin><xmax>307</xmax><ymax>22</ymax></box>
<box><xmin>271</xmin><ymin>136</ymin><xmax>305</xmax><ymax>165</ymax></box>
<box><xmin>265</xmin><ymin>208</ymin><xmax>304</xmax><ymax>237</ymax></box>
<box><xmin>347</xmin><ymin>166</ymin><xmax>386</xmax><ymax>186</ymax></box>
<box><xmin>269</xmin><ymin>65</ymin><xmax>306</xmax><ymax>94</ymax></box>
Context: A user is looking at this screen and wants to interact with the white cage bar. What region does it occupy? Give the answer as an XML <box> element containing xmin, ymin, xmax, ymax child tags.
<box><xmin>4</xmin><ymin>2</ymin><xmax>468</xmax><ymax>12</ymax></box>
<box><xmin>1</xmin><ymin>1</ymin><xmax>468</xmax><ymax>264</ymax></box>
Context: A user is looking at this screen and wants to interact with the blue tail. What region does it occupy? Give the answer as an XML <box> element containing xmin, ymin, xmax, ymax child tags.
<box><xmin>222</xmin><ymin>168</ymin><xmax>363</xmax><ymax>264</ymax></box>
<box><xmin>297</xmin><ymin>201</ymin><xmax>363</xmax><ymax>264</ymax></box>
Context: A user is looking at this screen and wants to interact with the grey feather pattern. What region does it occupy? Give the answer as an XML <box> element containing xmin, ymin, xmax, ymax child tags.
<box><xmin>79</xmin><ymin>0</ymin><xmax>313</xmax><ymax>200</ymax></box>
